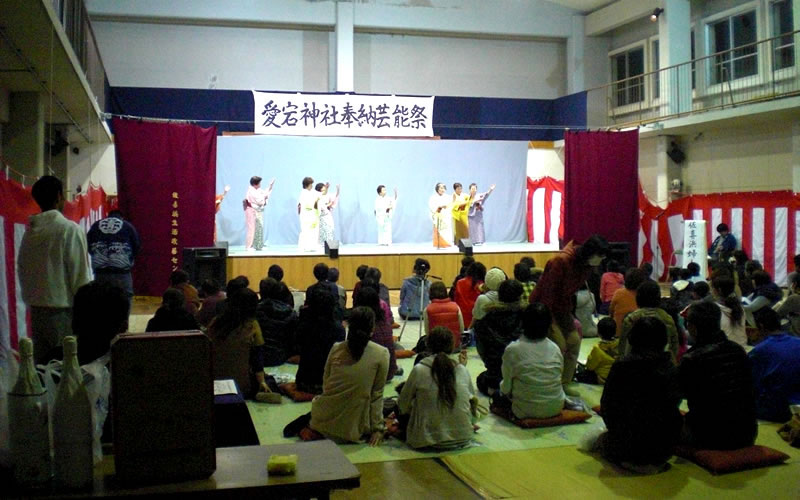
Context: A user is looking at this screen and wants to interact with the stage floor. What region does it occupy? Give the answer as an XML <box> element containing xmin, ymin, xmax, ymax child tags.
<box><xmin>228</xmin><ymin>241</ymin><xmax>559</xmax><ymax>257</ymax></box>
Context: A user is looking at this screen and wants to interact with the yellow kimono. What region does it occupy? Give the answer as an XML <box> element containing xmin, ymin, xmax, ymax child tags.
<box><xmin>452</xmin><ymin>193</ymin><xmax>470</xmax><ymax>243</ymax></box>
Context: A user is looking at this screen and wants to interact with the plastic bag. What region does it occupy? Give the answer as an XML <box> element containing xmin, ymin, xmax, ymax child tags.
<box><xmin>40</xmin><ymin>354</ymin><xmax>111</xmax><ymax>465</ymax></box>
<box><xmin>0</xmin><ymin>343</ymin><xmax>20</xmax><ymax>467</ymax></box>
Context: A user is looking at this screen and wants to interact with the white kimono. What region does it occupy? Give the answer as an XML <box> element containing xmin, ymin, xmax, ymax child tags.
<box><xmin>298</xmin><ymin>188</ymin><xmax>320</xmax><ymax>251</ymax></box>
<box><xmin>375</xmin><ymin>194</ymin><xmax>396</xmax><ymax>245</ymax></box>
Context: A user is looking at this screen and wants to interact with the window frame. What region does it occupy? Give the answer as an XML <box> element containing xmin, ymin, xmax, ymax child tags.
<box><xmin>768</xmin><ymin>0</ymin><xmax>795</xmax><ymax>75</ymax></box>
<box><xmin>608</xmin><ymin>41</ymin><xmax>648</xmax><ymax>113</ymax></box>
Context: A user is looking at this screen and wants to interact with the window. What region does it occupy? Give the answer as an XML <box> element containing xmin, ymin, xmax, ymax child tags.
<box><xmin>651</xmin><ymin>39</ymin><xmax>660</xmax><ymax>99</ymax></box>
<box><xmin>708</xmin><ymin>10</ymin><xmax>758</xmax><ymax>83</ymax></box>
<box><xmin>691</xmin><ymin>30</ymin><xmax>696</xmax><ymax>89</ymax></box>
<box><xmin>611</xmin><ymin>47</ymin><xmax>645</xmax><ymax>106</ymax></box>
<box><xmin>771</xmin><ymin>0</ymin><xmax>795</xmax><ymax>70</ymax></box>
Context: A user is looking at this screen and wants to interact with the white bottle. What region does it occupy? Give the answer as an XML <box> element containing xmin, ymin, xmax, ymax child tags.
<box><xmin>8</xmin><ymin>337</ymin><xmax>51</xmax><ymax>486</ymax></box>
<box><xmin>52</xmin><ymin>336</ymin><xmax>94</xmax><ymax>489</ymax></box>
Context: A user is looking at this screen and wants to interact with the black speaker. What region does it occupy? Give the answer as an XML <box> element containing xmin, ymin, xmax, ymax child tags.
<box><xmin>324</xmin><ymin>240</ymin><xmax>339</xmax><ymax>259</ymax></box>
<box><xmin>607</xmin><ymin>241</ymin><xmax>631</xmax><ymax>269</ymax></box>
<box><xmin>667</xmin><ymin>142</ymin><xmax>685</xmax><ymax>164</ymax></box>
<box><xmin>457</xmin><ymin>238</ymin><xmax>473</xmax><ymax>256</ymax></box>
<box><xmin>183</xmin><ymin>247</ymin><xmax>227</xmax><ymax>287</ymax></box>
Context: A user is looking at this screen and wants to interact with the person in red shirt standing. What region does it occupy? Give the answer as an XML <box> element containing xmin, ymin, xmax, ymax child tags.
<box><xmin>530</xmin><ymin>235</ymin><xmax>609</xmax><ymax>394</ymax></box>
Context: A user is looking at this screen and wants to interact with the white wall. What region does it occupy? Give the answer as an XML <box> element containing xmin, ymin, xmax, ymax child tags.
<box><xmin>69</xmin><ymin>143</ymin><xmax>117</xmax><ymax>196</ymax></box>
<box><xmin>355</xmin><ymin>33</ymin><xmax>566</xmax><ymax>98</ymax></box>
<box><xmin>527</xmin><ymin>147</ymin><xmax>565</xmax><ymax>180</ymax></box>
<box><xmin>93</xmin><ymin>22</ymin><xmax>330</xmax><ymax>91</ymax></box>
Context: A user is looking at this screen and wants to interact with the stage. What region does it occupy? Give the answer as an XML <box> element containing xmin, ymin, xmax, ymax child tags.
<box><xmin>226</xmin><ymin>242</ymin><xmax>560</xmax><ymax>290</ymax></box>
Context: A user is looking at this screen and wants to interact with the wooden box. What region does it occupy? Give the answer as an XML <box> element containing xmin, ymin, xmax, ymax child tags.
<box><xmin>111</xmin><ymin>331</ymin><xmax>215</xmax><ymax>483</ymax></box>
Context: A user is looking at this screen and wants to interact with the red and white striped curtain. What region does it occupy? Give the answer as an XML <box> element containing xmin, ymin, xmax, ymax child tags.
<box><xmin>527</xmin><ymin>177</ymin><xmax>799</xmax><ymax>285</ymax></box>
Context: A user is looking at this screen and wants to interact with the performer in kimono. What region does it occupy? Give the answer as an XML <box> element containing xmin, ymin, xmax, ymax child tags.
<box><xmin>298</xmin><ymin>177</ymin><xmax>321</xmax><ymax>252</ymax></box>
<box><xmin>468</xmin><ymin>183</ymin><xmax>495</xmax><ymax>245</ymax></box>
<box><xmin>244</xmin><ymin>177</ymin><xmax>274</xmax><ymax>251</ymax></box>
<box><xmin>451</xmin><ymin>182</ymin><xmax>470</xmax><ymax>244</ymax></box>
<box><xmin>374</xmin><ymin>185</ymin><xmax>398</xmax><ymax>245</ymax></box>
<box><xmin>316</xmin><ymin>182</ymin><xmax>340</xmax><ymax>245</ymax></box>
<box><xmin>214</xmin><ymin>184</ymin><xmax>230</xmax><ymax>243</ymax></box>
<box><xmin>428</xmin><ymin>183</ymin><xmax>452</xmax><ymax>248</ymax></box>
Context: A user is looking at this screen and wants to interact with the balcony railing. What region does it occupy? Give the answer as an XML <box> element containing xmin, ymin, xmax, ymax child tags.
<box><xmin>587</xmin><ymin>30</ymin><xmax>800</xmax><ymax>127</ymax></box>
<box><xmin>51</xmin><ymin>0</ymin><xmax>107</xmax><ymax>113</ymax></box>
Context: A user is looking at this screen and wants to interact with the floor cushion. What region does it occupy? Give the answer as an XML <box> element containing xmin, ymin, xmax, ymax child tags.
<box><xmin>491</xmin><ymin>404</ymin><xmax>591</xmax><ymax>428</ymax></box>
<box><xmin>675</xmin><ymin>444</ymin><xmax>790</xmax><ymax>474</ymax></box>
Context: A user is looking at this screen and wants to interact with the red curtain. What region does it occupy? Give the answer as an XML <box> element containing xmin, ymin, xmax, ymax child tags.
<box><xmin>564</xmin><ymin>130</ymin><xmax>639</xmax><ymax>249</ymax></box>
<box><xmin>113</xmin><ymin>118</ymin><xmax>217</xmax><ymax>297</ymax></box>
<box><xmin>526</xmin><ymin>176</ymin><xmax>564</xmax><ymax>243</ymax></box>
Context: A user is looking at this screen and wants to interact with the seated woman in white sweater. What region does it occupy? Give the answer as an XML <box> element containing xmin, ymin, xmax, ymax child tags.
<box><xmin>310</xmin><ymin>306</ymin><xmax>389</xmax><ymax>445</ymax></box>
<box><xmin>398</xmin><ymin>326</ymin><xmax>476</xmax><ymax>449</ymax></box>
<box><xmin>499</xmin><ymin>302</ymin><xmax>566</xmax><ymax>419</ymax></box>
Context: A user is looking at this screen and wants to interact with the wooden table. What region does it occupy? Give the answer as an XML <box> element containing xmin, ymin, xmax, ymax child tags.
<box><xmin>8</xmin><ymin>441</ymin><xmax>360</xmax><ymax>499</ymax></box>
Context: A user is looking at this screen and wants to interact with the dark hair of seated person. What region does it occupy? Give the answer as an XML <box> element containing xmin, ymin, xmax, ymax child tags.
<box><xmin>211</xmin><ymin>288</ymin><xmax>259</xmax><ymax>339</ymax></box>
<box><xmin>427</xmin><ymin>326</ymin><xmax>457</xmax><ymax>409</ymax></box>
<box><xmin>754</xmin><ymin>307</ymin><xmax>782</xmax><ymax>333</ymax></box>
<box><xmin>313</xmin><ymin>262</ymin><xmax>329</xmax><ymax>281</ymax></box>
<box><xmin>597</xmin><ymin>317</ymin><xmax>617</xmax><ymax>341</ymax></box>
<box><xmin>347</xmin><ymin>306</ymin><xmax>375</xmax><ymax>362</ymax></box>
<box><xmin>635</xmin><ymin>280</ymin><xmax>662</xmax><ymax>308</ymax></box>
<box><xmin>169</xmin><ymin>269</ymin><xmax>190</xmax><ymax>286</ymax></box>
<box><xmin>356</xmin><ymin>264</ymin><xmax>369</xmax><ymax>280</ymax></box>
<box><xmin>200</xmin><ymin>279</ymin><xmax>221</xmax><ymax>297</ymax></box>
<box><xmin>306</xmin><ymin>285</ymin><xmax>337</xmax><ymax>318</ymax></box>
<box><xmin>72</xmin><ymin>281</ymin><xmax>130</xmax><ymax>365</ymax></box>
<box><xmin>268</xmin><ymin>264</ymin><xmax>284</xmax><ymax>282</ymax></box>
<box><xmin>498</xmin><ymin>279</ymin><xmax>523</xmax><ymax>304</ymax></box>
<box><xmin>751</xmin><ymin>270</ymin><xmax>772</xmax><ymax>287</ymax></box>
<box><xmin>226</xmin><ymin>275</ymin><xmax>250</xmax><ymax>295</ymax></box>
<box><xmin>522</xmin><ymin>302</ymin><xmax>551</xmax><ymax>340</ymax></box>
<box><xmin>466</xmin><ymin>262</ymin><xmax>487</xmax><ymax>284</ymax></box>
<box><xmin>519</xmin><ymin>256</ymin><xmax>535</xmax><ymax>269</ymax></box>
<box><xmin>693</xmin><ymin>281</ymin><xmax>710</xmax><ymax>298</ymax></box>
<box><xmin>575</xmin><ymin>234</ymin><xmax>610</xmax><ymax>264</ymax></box>
<box><xmin>328</xmin><ymin>267</ymin><xmax>340</xmax><ymax>283</ymax></box>
<box><xmin>628</xmin><ymin>316</ymin><xmax>668</xmax><ymax>354</ymax></box>
<box><xmin>162</xmin><ymin>287</ymin><xmax>186</xmax><ymax>310</ymax></box>
<box><xmin>623</xmin><ymin>268</ymin><xmax>647</xmax><ymax>291</ymax></box>
<box><xmin>513</xmin><ymin>262</ymin><xmax>532</xmax><ymax>282</ymax></box>
<box><xmin>429</xmin><ymin>281</ymin><xmax>448</xmax><ymax>300</ymax></box>
<box><xmin>711</xmin><ymin>275</ymin><xmax>743</xmax><ymax>323</ymax></box>
<box><xmin>259</xmin><ymin>277</ymin><xmax>281</xmax><ymax>302</ymax></box>
<box><xmin>353</xmin><ymin>285</ymin><xmax>385</xmax><ymax>325</ymax></box>
<box><xmin>365</xmin><ymin>266</ymin><xmax>382</xmax><ymax>284</ymax></box>
<box><xmin>686</xmin><ymin>300</ymin><xmax>723</xmax><ymax>342</ymax></box>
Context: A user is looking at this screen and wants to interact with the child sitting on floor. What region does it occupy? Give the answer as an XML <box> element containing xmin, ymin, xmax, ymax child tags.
<box><xmin>579</xmin><ymin>317</ymin><xmax>618</xmax><ymax>384</ymax></box>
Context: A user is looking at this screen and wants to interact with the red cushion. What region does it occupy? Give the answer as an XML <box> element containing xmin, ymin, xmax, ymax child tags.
<box><xmin>396</xmin><ymin>349</ymin><xmax>416</xmax><ymax>359</ymax></box>
<box><xmin>278</xmin><ymin>382</ymin><xmax>315</xmax><ymax>403</ymax></box>
<box><xmin>675</xmin><ymin>444</ymin><xmax>790</xmax><ymax>474</ymax></box>
<box><xmin>491</xmin><ymin>404</ymin><xmax>591</xmax><ymax>428</ymax></box>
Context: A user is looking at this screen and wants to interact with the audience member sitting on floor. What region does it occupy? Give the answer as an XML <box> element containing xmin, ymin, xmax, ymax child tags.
<box><xmin>328</xmin><ymin>267</ymin><xmax>347</xmax><ymax>312</ymax></box>
<box><xmin>73</xmin><ymin>281</ymin><xmax>130</xmax><ymax>365</ymax></box>
<box><xmin>295</xmin><ymin>287</ymin><xmax>346</xmax><ymax>394</ymax></box>
<box><xmin>146</xmin><ymin>287</ymin><xmax>200</xmax><ymax>332</ymax></box>
<box><xmin>365</xmin><ymin>266</ymin><xmax>392</xmax><ymax>308</ymax></box>
<box><xmin>669</xmin><ymin>270</ymin><xmax>694</xmax><ymax>312</ymax></box>
<box><xmin>196</xmin><ymin>279</ymin><xmax>225</xmax><ymax>327</ymax></box>
<box><xmin>690</xmin><ymin>280</ymin><xmax>712</xmax><ymax>303</ymax></box>
<box><xmin>257</xmin><ymin>277</ymin><xmax>299</xmax><ymax>366</ymax></box>
<box><xmin>744</xmin><ymin>270</ymin><xmax>783</xmax><ymax>326</ymax></box>
<box><xmin>399</xmin><ymin>258</ymin><xmax>432</xmax><ymax>320</ymax></box>
<box><xmin>305</xmin><ymin>262</ymin><xmax>339</xmax><ymax>306</ymax></box>
<box><xmin>169</xmin><ymin>269</ymin><xmax>201</xmax><ymax>315</ymax></box>
<box><xmin>580</xmin><ymin>317</ymin><xmax>618</xmax><ymax>385</ymax></box>
<box><xmin>750</xmin><ymin>308</ymin><xmax>800</xmax><ymax>423</ymax></box>
<box><xmin>679</xmin><ymin>301</ymin><xmax>757</xmax><ymax>450</ymax></box>
<box><xmin>495</xmin><ymin>302</ymin><xmax>565</xmax><ymax>419</ymax></box>
<box><xmin>686</xmin><ymin>262</ymin><xmax>704</xmax><ymax>283</ymax></box>
<box><xmin>215</xmin><ymin>275</ymin><xmax>250</xmax><ymax>318</ymax></box>
<box><xmin>351</xmin><ymin>264</ymin><xmax>369</xmax><ymax>303</ymax></box>
<box><xmin>354</xmin><ymin>284</ymin><xmax>398</xmax><ymax>380</ymax></box>
<box><xmin>599</xmin><ymin>259</ymin><xmax>624</xmax><ymax>315</ymax></box>
<box><xmin>530</xmin><ymin>235</ymin><xmax>609</xmax><ymax>395</ymax></box>
<box><xmin>267</xmin><ymin>264</ymin><xmax>295</xmax><ymax>308</ymax></box>
<box><xmin>731</xmin><ymin>250</ymin><xmax>753</xmax><ymax>297</ymax></box>
<box><xmin>775</xmin><ymin>272</ymin><xmax>800</xmax><ymax>336</ymax></box>
<box><xmin>514</xmin><ymin>262</ymin><xmax>536</xmax><ymax>303</ymax></box>
<box><xmin>786</xmin><ymin>253</ymin><xmax>800</xmax><ymax>291</ymax></box>
<box><xmin>620</xmin><ymin>280</ymin><xmax>679</xmax><ymax>362</ymax></box>
<box><xmin>423</xmin><ymin>281</ymin><xmax>464</xmax><ymax>351</ymax></box>
<box><xmin>609</xmin><ymin>268</ymin><xmax>647</xmax><ymax>338</ymax></box>
<box><xmin>594</xmin><ymin>317</ymin><xmax>682</xmax><ymax>474</ymax></box>
<box><xmin>472</xmin><ymin>267</ymin><xmax>506</xmax><ymax>323</ymax></box>
<box><xmin>310</xmin><ymin>306</ymin><xmax>389</xmax><ymax>445</ymax></box>
<box><xmin>398</xmin><ymin>326</ymin><xmax>475</xmax><ymax>449</ymax></box>
<box><xmin>449</xmin><ymin>256</ymin><xmax>475</xmax><ymax>300</ymax></box>
<box><xmin>710</xmin><ymin>275</ymin><xmax>747</xmax><ymax>347</ymax></box>
<box><xmin>474</xmin><ymin>280</ymin><xmax>525</xmax><ymax>395</ymax></box>
<box><xmin>575</xmin><ymin>282</ymin><xmax>597</xmax><ymax>338</ymax></box>
<box><xmin>454</xmin><ymin>261</ymin><xmax>486</xmax><ymax>328</ymax></box>
<box><xmin>207</xmin><ymin>288</ymin><xmax>269</xmax><ymax>399</ymax></box>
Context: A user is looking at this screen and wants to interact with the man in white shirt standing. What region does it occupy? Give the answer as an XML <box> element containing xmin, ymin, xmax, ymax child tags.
<box><xmin>17</xmin><ymin>176</ymin><xmax>92</xmax><ymax>363</ymax></box>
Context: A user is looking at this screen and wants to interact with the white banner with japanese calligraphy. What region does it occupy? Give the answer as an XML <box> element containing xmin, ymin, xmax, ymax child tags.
<box><xmin>682</xmin><ymin>220</ymin><xmax>708</xmax><ymax>278</ymax></box>
<box><xmin>252</xmin><ymin>91</ymin><xmax>435</xmax><ymax>137</ymax></box>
